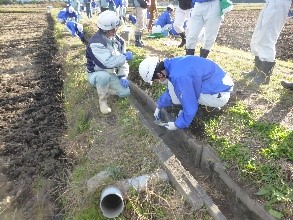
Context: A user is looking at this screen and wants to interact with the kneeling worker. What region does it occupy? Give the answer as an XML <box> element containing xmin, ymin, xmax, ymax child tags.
<box><xmin>65</xmin><ymin>21</ymin><xmax>87</xmax><ymax>44</ymax></box>
<box><xmin>139</xmin><ymin>56</ymin><xmax>234</xmax><ymax>130</ymax></box>
<box><xmin>86</xmin><ymin>11</ymin><xmax>133</xmax><ymax>114</ymax></box>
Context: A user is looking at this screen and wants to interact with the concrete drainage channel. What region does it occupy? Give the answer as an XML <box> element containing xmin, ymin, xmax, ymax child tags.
<box><xmin>129</xmin><ymin>83</ymin><xmax>276</xmax><ymax>220</ymax></box>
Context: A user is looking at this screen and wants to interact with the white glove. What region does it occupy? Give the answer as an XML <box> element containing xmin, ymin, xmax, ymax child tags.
<box><xmin>154</xmin><ymin>108</ymin><xmax>161</xmax><ymax>121</ymax></box>
<box><xmin>177</xmin><ymin>110</ymin><xmax>183</xmax><ymax>118</ymax></box>
<box><xmin>164</xmin><ymin>122</ymin><xmax>177</xmax><ymax>130</ymax></box>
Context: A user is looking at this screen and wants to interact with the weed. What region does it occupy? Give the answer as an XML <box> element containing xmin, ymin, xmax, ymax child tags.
<box><xmin>204</xmin><ymin>102</ymin><xmax>292</xmax><ymax>217</ymax></box>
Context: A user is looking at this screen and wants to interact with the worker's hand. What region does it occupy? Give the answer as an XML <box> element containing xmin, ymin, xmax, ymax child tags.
<box><xmin>164</xmin><ymin>122</ymin><xmax>177</xmax><ymax>130</ymax></box>
<box><xmin>154</xmin><ymin>107</ymin><xmax>161</xmax><ymax>121</ymax></box>
<box><xmin>123</xmin><ymin>51</ymin><xmax>133</xmax><ymax>61</ymax></box>
<box><xmin>119</xmin><ymin>77</ymin><xmax>129</xmax><ymax>88</ymax></box>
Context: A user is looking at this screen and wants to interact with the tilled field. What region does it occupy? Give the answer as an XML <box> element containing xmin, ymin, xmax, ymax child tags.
<box><xmin>217</xmin><ymin>9</ymin><xmax>293</xmax><ymax>61</ymax></box>
<box><xmin>0</xmin><ymin>12</ymin><xmax>67</xmax><ymax>219</ymax></box>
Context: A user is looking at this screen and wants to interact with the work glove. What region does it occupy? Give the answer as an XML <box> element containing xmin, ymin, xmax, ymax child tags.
<box><xmin>164</xmin><ymin>122</ymin><xmax>177</xmax><ymax>131</ymax></box>
<box><xmin>154</xmin><ymin>107</ymin><xmax>161</xmax><ymax>121</ymax></box>
<box><xmin>119</xmin><ymin>77</ymin><xmax>129</xmax><ymax>88</ymax></box>
<box><xmin>123</xmin><ymin>51</ymin><xmax>133</xmax><ymax>61</ymax></box>
<box><xmin>177</xmin><ymin>110</ymin><xmax>182</xmax><ymax>118</ymax></box>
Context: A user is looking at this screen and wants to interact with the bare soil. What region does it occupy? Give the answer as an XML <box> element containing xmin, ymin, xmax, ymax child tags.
<box><xmin>0</xmin><ymin>12</ymin><xmax>67</xmax><ymax>219</ymax></box>
<box><xmin>216</xmin><ymin>9</ymin><xmax>293</xmax><ymax>61</ymax></box>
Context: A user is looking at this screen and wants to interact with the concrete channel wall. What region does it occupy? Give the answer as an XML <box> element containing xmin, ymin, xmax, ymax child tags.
<box><xmin>130</xmin><ymin>83</ymin><xmax>275</xmax><ymax>220</ymax></box>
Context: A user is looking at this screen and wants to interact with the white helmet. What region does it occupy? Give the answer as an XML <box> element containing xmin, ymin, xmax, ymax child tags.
<box><xmin>77</xmin><ymin>23</ymin><xmax>83</xmax><ymax>32</ymax></box>
<box><xmin>98</xmin><ymin>11</ymin><xmax>120</xmax><ymax>31</ymax></box>
<box><xmin>68</xmin><ymin>6</ymin><xmax>74</xmax><ymax>13</ymax></box>
<box><xmin>167</xmin><ymin>4</ymin><xmax>174</xmax><ymax>11</ymax></box>
<box><xmin>139</xmin><ymin>57</ymin><xmax>159</xmax><ymax>83</ymax></box>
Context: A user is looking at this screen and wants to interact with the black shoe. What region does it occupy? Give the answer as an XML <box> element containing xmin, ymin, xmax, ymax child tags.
<box><xmin>242</xmin><ymin>56</ymin><xmax>261</xmax><ymax>78</ymax></box>
<box><xmin>199</xmin><ymin>47</ymin><xmax>210</xmax><ymax>58</ymax></box>
<box><xmin>281</xmin><ymin>80</ymin><xmax>293</xmax><ymax>90</ymax></box>
<box><xmin>252</xmin><ymin>61</ymin><xmax>275</xmax><ymax>85</ymax></box>
<box><xmin>178</xmin><ymin>32</ymin><xmax>186</xmax><ymax>48</ymax></box>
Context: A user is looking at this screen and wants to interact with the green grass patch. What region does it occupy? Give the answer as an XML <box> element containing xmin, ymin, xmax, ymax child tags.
<box><xmin>204</xmin><ymin>102</ymin><xmax>292</xmax><ymax>217</ymax></box>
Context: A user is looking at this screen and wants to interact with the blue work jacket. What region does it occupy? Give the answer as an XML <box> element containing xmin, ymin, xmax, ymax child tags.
<box><xmin>157</xmin><ymin>56</ymin><xmax>234</xmax><ymax>129</ymax></box>
<box><xmin>155</xmin><ymin>10</ymin><xmax>173</xmax><ymax>27</ymax></box>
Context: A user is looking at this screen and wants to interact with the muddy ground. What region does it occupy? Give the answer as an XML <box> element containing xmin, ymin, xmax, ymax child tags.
<box><xmin>0</xmin><ymin>8</ymin><xmax>292</xmax><ymax>220</ymax></box>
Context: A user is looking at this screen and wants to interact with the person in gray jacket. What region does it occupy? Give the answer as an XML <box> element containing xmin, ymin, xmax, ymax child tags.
<box><xmin>85</xmin><ymin>11</ymin><xmax>133</xmax><ymax>114</ymax></box>
<box><xmin>133</xmin><ymin>0</ymin><xmax>148</xmax><ymax>47</ymax></box>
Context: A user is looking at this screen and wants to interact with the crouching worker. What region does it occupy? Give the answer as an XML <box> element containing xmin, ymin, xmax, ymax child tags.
<box><xmin>152</xmin><ymin>4</ymin><xmax>175</xmax><ymax>34</ymax></box>
<box><xmin>57</xmin><ymin>6</ymin><xmax>78</xmax><ymax>23</ymax></box>
<box><xmin>139</xmin><ymin>56</ymin><xmax>234</xmax><ymax>130</ymax></box>
<box><xmin>86</xmin><ymin>11</ymin><xmax>133</xmax><ymax>114</ymax></box>
<box><xmin>125</xmin><ymin>14</ymin><xmax>137</xmax><ymax>25</ymax></box>
<box><xmin>65</xmin><ymin>21</ymin><xmax>87</xmax><ymax>44</ymax></box>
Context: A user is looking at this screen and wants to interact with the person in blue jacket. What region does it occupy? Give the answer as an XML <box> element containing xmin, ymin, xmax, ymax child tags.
<box><xmin>113</xmin><ymin>0</ymin><xmax>122</xmax><ymax>16</ymax></box>
<box><xmin>108</xmin><ymin>0</ymin><xmax>116</xmax><ymax>11</ymax></box>
<box><xmin>139</xmin><ymin>56</ymin><xmax>234</xmax><ymax>130</ymax></box>
<box><xmin>125</xmin><ymin>14</ymin><xmax>136</xmax><ymax>25</ymax></box>
<box><xmin>65</xmin><ymin>21</ymin><xmax>87</xmax><ymax>44</ymax></box>
<box><xmin>154</xmin><ymin>4</ymin><xmax>174</xmax><ymax>31</ymax></box>
<box><xmin>57</xmin><ymin>6</ymin><xmax>78</xmax><ymax>23</ymax></box>
<box><xmin>58</xmin><ymin>9</ymin><xmax>68</xmax><ymax>23</ymax></box>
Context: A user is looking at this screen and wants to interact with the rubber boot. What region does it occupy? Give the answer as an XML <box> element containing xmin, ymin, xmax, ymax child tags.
<box><xmin>199</xmin><ymin>47</ymin><xmax>210</xmax><ymax>58</ymax></box>
<box><xmin>243</xmin><ymin>56</ymin><xmax>261</xmax><ymax>78</ymax></box>
<box><xmin>96</xmin><ymin>87</ymin><xmax>111</xmax><ymax>114</ymax></box>
<box><xmin>140</xmin><ymin>33</ymin><xmax>144</xmax><ymax>46</ymax></box>
<box><xmin>80</xmin><ymin>36</ymin><xmax>88</xmax><ymax>45</ymax></box>
<box><xmin>281</xmin><ymin>80</ymin><xmax>293</xmax><ymax>90</ymax></box>
<box><xmin>186</xmin><ymin>49</ymin><xmax>195</xmax><ymax>55</ymax></box>
<box><xmin>253</xmin><ymin>61</ymin><xmax>275</xmax><ymax>85</ymax></box>
<box><xmin>178</xmin><ymin>32</ymin><xmax>186</xmax><ymax>48</ymax></box>
<box><xmin>135</xmin><ymin>32</ymin><xmax>144</xmax><ymax>47</ymax></box>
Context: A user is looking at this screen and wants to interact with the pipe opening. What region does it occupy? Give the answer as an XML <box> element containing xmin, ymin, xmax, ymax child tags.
<box><xmin>100</xmin><ymin>187</ymin><xmax>124</xmax><ymax>218</ymax></box>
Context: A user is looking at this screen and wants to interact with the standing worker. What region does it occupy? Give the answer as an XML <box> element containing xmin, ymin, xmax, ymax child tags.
<box><xmin>139</xmin><ymin>56</ymin><xmax>234</xmax><ymax>130</ymax></box>
<box><xmin>85</xmin><ymin>0</ymin><xmax>93</xmax><ymax>18</ymax></box>
<box><xmin>98</xmin><ymin>0</ymin><xmax>109</xmax><ymax>13</ymax></box>
<box><xmin>244</xmin><ymin>0</ymin><xmax>292</xmax><ymax>85</ymax></box>
<box><xmin>85</xmin><ymin>11</ymin><xmax>133</xmax><ymax>114</ymax></box>
<box><xmin>133</xmin><ymin>0</ymin><xmax>149</xmax><ymax>47</ymax></box>
<box><xmin>120</xmin><ymin>0</ymin><xmax>128</xmax><ymax>22</ymax></box>
<box><xmin>147</xmin><ymin>0</ymin><xmax>158</xmax><ymax>31</ymax></box>
<box><xmin>185</xmin><ymin>0</ymin><xmax>233</xmax><ymax>57</ymax></box>
<box><xmin>173</xmin><ymin>0</ymin><xmax>192</xmax><ymax>48</ymax></box>
<box><xmin>71</xmin><ymin>0</ymin><xmax>81</xmax><ymax>16</ymax></box>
